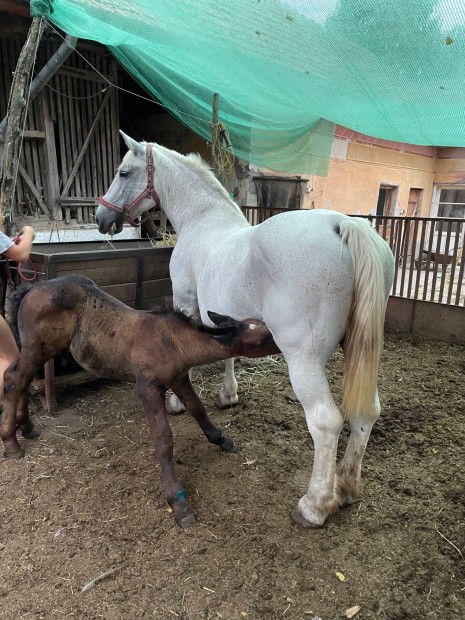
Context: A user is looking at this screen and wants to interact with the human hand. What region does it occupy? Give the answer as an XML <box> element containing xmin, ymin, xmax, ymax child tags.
<box><xmin>19</xmin><ymin>225</ymin><xmax>35</xmax><ymax>240</ymax></box>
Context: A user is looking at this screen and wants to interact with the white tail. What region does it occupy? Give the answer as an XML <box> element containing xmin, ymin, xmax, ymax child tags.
<box><xmin>338</xmin><ymin>218</ymin><xmax>392</xmax><ymax>419</ymax></box>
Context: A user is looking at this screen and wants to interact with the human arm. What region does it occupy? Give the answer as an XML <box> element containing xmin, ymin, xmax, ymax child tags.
<box><xmin>3</xmin><ymin>225</ymin><xmax>35</xmax><ymax>262</ymax></box>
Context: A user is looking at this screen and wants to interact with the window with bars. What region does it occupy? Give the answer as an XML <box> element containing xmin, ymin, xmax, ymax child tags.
<box><xmin>436</xmin><ymin>187</ymin><xmax>465</xmax><ymax>232</ymax></box>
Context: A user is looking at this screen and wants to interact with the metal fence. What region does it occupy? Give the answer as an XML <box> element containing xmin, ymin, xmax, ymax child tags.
<box><xmin>241</xmin><ymin>205</ymin><xmax>297</xmax><ymax>226</ymax></box>
<box><xmin>241</xmin><ymin>207</ymin><xmax>465</xmax><ymax>307</ymax></box>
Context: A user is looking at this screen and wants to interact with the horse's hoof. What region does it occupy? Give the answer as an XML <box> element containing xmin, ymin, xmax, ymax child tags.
<box><xmin>22</xmin><ymin>426</ymin><xmax>41</xmax><ymax>440</ymax></box>
<box><xmin>219</xmin><ymin>436</ymin><xmax>237</xmax><ymax>453</ymax></box>
<box><xmin>291</xmin><ymin>506</ymin><xmax>324</xmax><ymax>529</ymax></box>
<box><xmin>166</xmin><ymin>393</ymin><xmax>186</xmax><ymax>416</ymax></box>
<box><xmin>4</xmin><ymin>448</ymin><xmax>25</xmax><ymax>460</ymax></box>
<box><xmin>214</xmin><ymin>397</ymin><xmax>238</xmax><ymax>409</ymax></box>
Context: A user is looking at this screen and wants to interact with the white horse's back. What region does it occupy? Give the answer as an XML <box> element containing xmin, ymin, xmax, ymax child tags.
<box><xmin>197</xmin><ymin>209</ymin><xmax>359</xmax><ymax>338</ymax></box>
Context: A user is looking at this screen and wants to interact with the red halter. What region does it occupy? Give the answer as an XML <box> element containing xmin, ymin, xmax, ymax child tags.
<box><xmin>99</xmin><ymin>144</ymin><xmax>160</xmax><ymax>228</ymax></box>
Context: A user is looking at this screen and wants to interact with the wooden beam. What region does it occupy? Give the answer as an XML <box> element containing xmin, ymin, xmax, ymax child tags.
<box><xmin>0</xmin><ymin>16</ymin><xmax>46</xmax><ymax>230</ymax></box>
<box><xmin>41</xmin><ymin>91</ymin><xmax>61</xmax><ymax>219</ymax></box>
<box><xmin>30</xmin><ymin>369</ymin><xmax>96</xmax><ymax>396</ymax></box>
<box><xmin>17</xmin><ymin>161</ymin><xmax>51</xmax><ymax>217</ymax></box>
<box><xmin>22</xmin><ymin>129</ymin><xmax>46</xmax><ymax>139</ymax></box>
<box><xmin>0</xmin><ymin>0</ymin><xmax>31</xmax><ymax>18</ymax></box>
<box><xmin>59</xmin><ymin>66</ymin><xmax>113</xmax><ymax>85</ymax></box>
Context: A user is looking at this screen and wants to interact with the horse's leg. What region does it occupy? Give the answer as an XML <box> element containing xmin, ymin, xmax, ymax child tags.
<box><xmin>171</xmin><ymin>374</ymin><xmax>237</xmax><ymax>452</ymax></box>
<box><xmin>337</xmin><ymin>390</ymin><xmax>381</xmax><ymax>505</ymax></box>
<box><xmin>215</xmin><ymin>357</ymin><xmax>239</xmax><ymax>409</ymax></box>
<box><xmin>166</xmin><ymin>369</ymin><xmax>191</xmax><ymax>414</ymax></box>
<box><xmin>135</xmin><ymin>377</ymin><xmax>196</xmax><ymax>528</ymax></box>
<box><xmin>167</xmin><ymin>359</ymin><xmax>239</xmax><ymax>412</ymax></box>
<box><xmin>286</xmin><ymin>355</ymin><xmax>344</xmax><ymax>528</ymax></box>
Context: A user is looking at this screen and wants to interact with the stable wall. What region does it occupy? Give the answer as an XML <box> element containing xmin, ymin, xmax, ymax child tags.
<box><xmin>304</xmin><ymin>140</ymin><xmax>435</xmax><ymax>216</ymax></box>
<box><xmin>434</xmin><ymin>147</ymin><xmax>465</xmax><ymax>184</ymax></box>
<box><xmin>386</xmin><ymin>297</ymin><xmax>465</xmax><ymax>343</ymax></box>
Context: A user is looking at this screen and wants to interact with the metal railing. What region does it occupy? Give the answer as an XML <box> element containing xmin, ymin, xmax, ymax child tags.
<box><xmin>241</xmin><ymin>207</ymin><xmax>465</xmax><ymax>307</ymax></box>
<box><xmin>367</xmin><ymin>215</ymin><xmax>464</xmax><ymax>306</ymax></box>
<box><xmin>241</xmin><ymin>205</ymin><xmax>298</xmax><ymax>225</ymax></box>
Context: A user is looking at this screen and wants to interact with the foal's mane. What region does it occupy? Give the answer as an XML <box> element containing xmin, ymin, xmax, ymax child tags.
<box><xmin>147</xmin><ymin>308</ymin><xmax>231</xmax><ymax>337</ymax></box>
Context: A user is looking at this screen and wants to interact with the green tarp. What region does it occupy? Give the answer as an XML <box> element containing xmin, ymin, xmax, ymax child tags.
<box><xmin>31</xmin><ymin>0</ymin><xmax>465</xmax><ymax>174</ymax></box>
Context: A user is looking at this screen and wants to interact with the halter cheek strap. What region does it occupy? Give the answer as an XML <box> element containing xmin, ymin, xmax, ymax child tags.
<box><xmin>99</xmin><ymin>144</ymin><xmax>161</xmax><ymax>228</ymax></box>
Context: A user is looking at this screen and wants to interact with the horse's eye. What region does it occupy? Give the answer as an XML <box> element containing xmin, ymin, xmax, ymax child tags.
<box><xmin>119</xmin><ymin>170</ymin><xmax>129</xmax><ymax>178</ymax></box>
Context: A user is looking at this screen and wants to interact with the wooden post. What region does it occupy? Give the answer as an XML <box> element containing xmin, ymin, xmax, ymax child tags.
<box><xmin>211</xmin><ymin>92</ymin><xmax>221</xmax><ymax>181</ymax></box>
<box><xmin>0</xmin><ymin>17</ymin><xmax>46</xmax><ymax>233</ymax></box>
<box><xmin>44</xmin><ymin>359</ymin><xmax>57</xmax><ymax>413</ymax></box>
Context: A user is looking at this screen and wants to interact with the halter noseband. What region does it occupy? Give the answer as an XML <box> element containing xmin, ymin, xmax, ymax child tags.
<box><xmin>99</xmin><ymin>144</ymin><xmax>160</xmax><ymax>227</ymax></box>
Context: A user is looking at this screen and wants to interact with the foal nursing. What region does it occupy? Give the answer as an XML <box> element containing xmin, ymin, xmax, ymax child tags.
<box><xmin>0</xmin><ymin>275</ymin><xmax>277</xmax><ymax>527</ymax></box>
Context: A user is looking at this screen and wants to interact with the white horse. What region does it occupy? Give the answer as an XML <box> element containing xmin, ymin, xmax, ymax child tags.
<box><xmin>95</xmin><ymin>132</ymin><xmax>395</xmax><ymax>528</ymax></box>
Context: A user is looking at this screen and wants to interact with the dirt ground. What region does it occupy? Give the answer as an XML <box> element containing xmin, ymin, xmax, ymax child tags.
<box><xmin>0</xmin><ymin>330</ymin><xmax>464</xmax><ymax>620</ymax></box>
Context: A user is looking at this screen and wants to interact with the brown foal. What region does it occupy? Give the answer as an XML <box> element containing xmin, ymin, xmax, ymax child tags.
<box><xmin>0</xmin><ymin>275</ymin><xmax>278</xmax><ymax>527</ymax></box>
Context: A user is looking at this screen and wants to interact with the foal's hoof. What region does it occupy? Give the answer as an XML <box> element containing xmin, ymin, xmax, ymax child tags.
<box><xmin>4</xmin><ymin>448</ymin><xmax>25</xmax><ymax>460</ymax></box>
<box><xmin>171</xmin><ymin>494</ymin><xmax>197</xmax><ymax>528</ymax></box>
<box><xmin>22</xmin><ymin>426</ymin><xmax>41</xmax><ymax>440</ymax></box>
<box><xmin>291</xmin><ymin>506</ymin><xmax>324</xmax><ymax>529</ymax></box>
<box><xmin>219</xmin><ymin>435</ymin><xmax>237</xmax><ymax>453</ymax></box>
<box><xmin>176</xmin><ymin>511</ymin><xmax>197</xmax><ymax>529</ymax></box>
<box><xmin>174</xmin><ymin>504</ymin><xmax>197</xmax><ymax>528</ymax></box>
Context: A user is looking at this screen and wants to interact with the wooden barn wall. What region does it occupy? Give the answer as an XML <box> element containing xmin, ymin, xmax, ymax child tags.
<box><xmin>0</xmin><ymin>27</ymin><xmax>120</xmax><ymax>227</ymax></box>
<box><xmin>24</xmin><ymin>245</ymin><xmax>174</xmax><ymax>312</ymax></box>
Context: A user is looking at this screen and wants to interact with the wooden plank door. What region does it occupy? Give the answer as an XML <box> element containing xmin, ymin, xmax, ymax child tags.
<box><xmin>47</xmin><ymin>46</ymin><xmax>120</xmax><ymax>225</ymax></box>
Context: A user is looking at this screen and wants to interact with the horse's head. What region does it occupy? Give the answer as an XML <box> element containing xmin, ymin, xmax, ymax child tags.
<box><xmin>96</xmin><ymin>132</ymin><xmax>160</xmax><ymax>235</ymax></box>
<box><xmin>207</xmin><ymin>311</ymin><xmax>279</xmax><ymax>358</ymax></box>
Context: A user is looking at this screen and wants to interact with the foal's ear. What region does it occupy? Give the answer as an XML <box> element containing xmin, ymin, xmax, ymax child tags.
<box><xmin>210</xmin><ymin>332</ymin><xmax>235</xmax><ymax>346</ymax></box>
<box><xmin>207</xmin><ymin>311</ymin><xmax>236</xmax><ymax>327</ymax></box>
<box><xmin>119</xmin><ymin>130</ymin><xmax>144</xmax><ymax>156</ymax></box>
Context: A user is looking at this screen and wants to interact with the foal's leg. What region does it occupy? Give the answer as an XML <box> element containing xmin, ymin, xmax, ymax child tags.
<box><xmin>286</xmin><ymin>355</ymin><xmax>344</xmax><ymax>528</ymax></box>
<box><xmin>1</xmin><ymin>359</ymin><xmax>40</xmax><ymax>458</ymax></box>
<box><xmin>337</xmin><ymin>389</ymin><xmax>381</xmax><ymax>505</ymax></box>
<box><xmin>15</xmin><ymin>391</ymin><xmax>40</xmax><ymax>439</ymax></box>
<box><xmin>170</xmin><ymin>374</ymin><xmax>237</xmax><ymax>452</ymax></box>
<box><xmin>11</xmin><ymin>354</ymin><xmax>44</xmax><ymax>440</ymax></box>
<box><xmin>135</xmin><ymin>377</ymin><xmax>196</xmax><ymax>528</ymax></box>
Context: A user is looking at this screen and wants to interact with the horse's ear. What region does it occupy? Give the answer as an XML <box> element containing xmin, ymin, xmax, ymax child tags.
<box><xmin>207</xmin><ymin>311</ymin><xmax>236</xmax><ymax>327</ymax></box>
<box><xmin>119</xmin><ymin>130</ymin><xmax>144</xmax><ymax>156</ymax></box>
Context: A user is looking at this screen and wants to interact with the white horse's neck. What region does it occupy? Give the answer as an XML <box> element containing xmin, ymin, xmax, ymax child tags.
<box><xmin>152</xmin><ymin>146</ymin><xmax>249</xmax><ymax>236</ymax></box>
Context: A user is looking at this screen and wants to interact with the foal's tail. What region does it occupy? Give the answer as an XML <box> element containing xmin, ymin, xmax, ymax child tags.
<box><xmin>338</xmin><ymin>218</ymin><xmax>393</xmax><ymax>419</ymax></box>
<box><xmin>9</xmin><ymin>282</ymin><xmax>34</xmax><ymax>348</ymax></box>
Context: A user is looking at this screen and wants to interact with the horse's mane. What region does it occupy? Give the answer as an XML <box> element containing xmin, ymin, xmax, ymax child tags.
<box><xmin>128</xmin><ymin>141</ymin><xmax>236</xmax><ymax>206</ymax></box>
<box><xmin>183</xmin><ymin>152</ymin><xmax>233</xmax><ymax>202</ymax></box>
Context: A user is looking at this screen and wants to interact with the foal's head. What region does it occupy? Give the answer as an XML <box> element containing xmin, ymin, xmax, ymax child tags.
<box><xmin>207</xmin><ymin>312</ymin><xmax>279</xmax><ymax>358</ymax></box>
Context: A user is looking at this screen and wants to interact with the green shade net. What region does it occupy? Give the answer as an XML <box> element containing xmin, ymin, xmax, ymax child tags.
<box><xmin>31</xmin><ymin>0</ymin><xmax>465</xmax><ymax>175</ymax></box>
